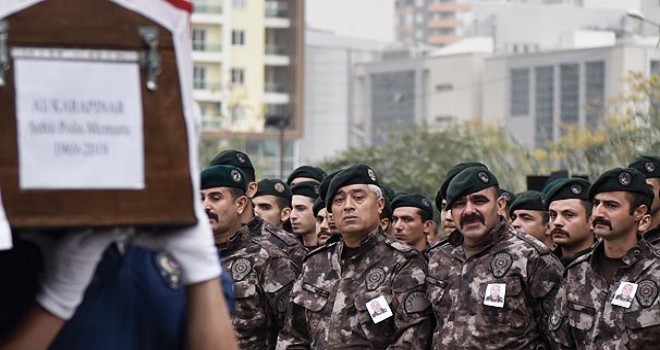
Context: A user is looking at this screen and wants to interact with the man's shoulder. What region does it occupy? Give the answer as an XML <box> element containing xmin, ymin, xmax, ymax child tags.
<box><xmin>381</xmin><ymin>233</ymin><xmax>422</xmax><ymax>260</ymax></box>
<box><xmin>257</xmin><ymin>220</ymin><xmax>303</xmax><ymax>247</ymax></box>
<box><xmin>508</xmin><ymin>228</ymin><xmax>552</xmax><ymax>256</ymax></box>
<box><xmin>564</xmin><ymin>250</ymin><xmax>593</xmax><ymax>274</ymax></box>
<box><xmin>303</xmin><ymin>241</ymin><xmax>338</xmax><ymax>262</ymax></box>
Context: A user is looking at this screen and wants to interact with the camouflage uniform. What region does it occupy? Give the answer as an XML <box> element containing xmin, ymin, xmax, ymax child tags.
<box><xmin>249</xmin><ymin>215</ymin><xmax>307</xmax><ymax>274</ymax></box>
<box><xmin>276</xmin><ymin>229</ymin><xmax>433</xmax><ymax>349</ymax></box>
<box><xmin>219</xmin><ymin>223</ymin><xmax>297</xmax><ymax>350</ymax></box>
<box><xmin>549</xmin><ymin>240</ymin><xmax>660</xmax><ymax>349</ymax></box>
<box><xmin>644</xmin><ymin>226</ymin><xmax>660</xmax><ymax>246</ymax></box>
<box><xmin>552</xmin><ymin>242</ymin><xmax>596</xmax><ymax>268</ymax></box>
<box><xmin>427</xmin><ymin>221</ymin><xmax>562</xmax><ymax>349</ymax></box>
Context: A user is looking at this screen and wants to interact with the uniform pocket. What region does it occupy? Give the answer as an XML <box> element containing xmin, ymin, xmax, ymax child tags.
<box><xmin>478</xmin><ymin>277</ymin><xmax>527</xmax><ymax>330</ymax></box>
<box><xmin>354</xmin><ymin>288</ymin><xmax>395</xmax><ymax>347</ymax></box>
<box><xmin>293</xmin><ymin>282</ymin><xmax>329</xmax><ymax>312</ymax></box>
<box><xmin>567</xmin><ymin>303</ymin><xmax>595</xmax><ymax>330</ymax></box>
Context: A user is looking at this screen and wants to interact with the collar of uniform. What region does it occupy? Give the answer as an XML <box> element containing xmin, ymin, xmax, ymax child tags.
<box><xmin>218</xmin><ymin>226</ymin><xmax>251</xmax><ymax>251</ymax></box>
<box><xmin>589</xmin><ymin>236</ymin><xmax>652</xmax><ymax>268</ymax></box>
<box><xmin>338</xmin><ymin>226</ymin><xmax>380</xmax><ymax>256</ymax></box>
<box><xmin>246</xmin><ymin>215</ymin><xmax>262</xmax><ymax>232</ymax></box>
<box><xmin>644</xmin><ymin>225</ymin><xmax>660</xmax><ymax>245</ymax></box>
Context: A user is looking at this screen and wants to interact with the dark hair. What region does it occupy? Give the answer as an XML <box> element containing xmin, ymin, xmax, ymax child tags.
<box><xmin>228</xmin><ymin>187</ymin><xmax>246</xmax><ymax>201</ymax></box>
<box><xmin>625</xmin><ymin>192</ymin><xmax>648</xmax><ymax>215</ymax></box>
<box><xmin>276</xmin><ymin>196</ymin><xmax>292</xmax><ymax>210</ymax></box>
<box><xmin>417</xmin><ymin>209</ymin><xmax>432</xmax><ymax>222</ymax></box>
<box><xmin>579</xmin><ymin>200</ymin><xmax>593</xmax><ymax>220</ymax></box>
<box><xmin>541</xmin><ymin>212</ymin><xmax>550</xmax><ymax>225</ymax></box>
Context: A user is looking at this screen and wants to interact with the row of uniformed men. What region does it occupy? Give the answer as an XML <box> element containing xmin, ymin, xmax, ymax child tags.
<box><xmin>201</xmin><ymin>150</ymin><xmax>660</xmax><ymax>350</ymax></box>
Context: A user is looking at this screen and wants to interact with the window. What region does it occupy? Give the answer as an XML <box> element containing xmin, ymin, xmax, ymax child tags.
<box><xmin>192</xmin><ymin>28</ymin><xmax>206</xmax><ymax>51</ymax></box>
<box><xmin>233</xmin><ymin>0</ymin><xmax>246</xmax><ymax>9</ymax></box>
<box><xmin>510</xmin><ymin>68</ymin><xmax>530</xmax><ymax>116</ymax></box>
<box><xmin>560</xmin><ymin>64</ymin><xmax>579</xmax><ymax>129</ymax></box>
<box><xmin>535</xmin><ymin>66</ymin><xmax>554</xmax><ymax>148</ymax></box>
<box><xmin>585</xmin><ymin>61</ymin><xmax>605</xmax><ymax>129</ymax></box>
<box><xmin>193</xmin><ymin>66</ymin><xmax>206</xmax><ymax>89</ymax></box>
<box><xmin>231</xmin><ymin>106</ymin><xmax>246</xmax><ymax>124</ymax></box>
<box><xmin>232</xmin><ymin>30</ymin><xmax>245</xmax><ymax>46</ymax></box>
<box><xmin>231</xmin><ymin>68</ymin><xmax>245</xmax><ymax>85</ymax></box>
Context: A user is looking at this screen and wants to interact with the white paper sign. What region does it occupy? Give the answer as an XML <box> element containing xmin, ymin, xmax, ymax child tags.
<box><xmin>13</xmin><ymin>48</ymin><xmax>144</xmax><ymax>189</ymax></box>
<box><xmin>0</xmin><ymin>189</ymin><xmax>12</xmax><ymax>250</ymax></box>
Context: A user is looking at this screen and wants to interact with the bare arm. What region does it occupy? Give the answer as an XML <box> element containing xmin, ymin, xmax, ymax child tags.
<box><xmin>0</xmin><ymin>306</ymin><xmax>65</xmax><ymax>350</ymax></box>
<box><xmin>185</xmin><ymin>278</ymin><xmax>239</xmax><ymax>350</ymax></box>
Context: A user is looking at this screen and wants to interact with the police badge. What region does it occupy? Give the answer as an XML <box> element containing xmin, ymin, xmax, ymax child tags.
<box><xmin>490</xmin><ymin>252</ymin><xmax>513</xmax><ymax>278</ymax></box>
<box><xmin>365</xmin><ymin>267</ymin><xmax>386</xmax><ymax>291</ymax></box>
<box><xmin>231</xmin><ymin>258</ymin><xmax>252</xmax><ymax>281</ymax></box>
<box><xmin>618</xmin><ymin>171</ymin><xmax>632</xmax><ymax>186</ymax></box>
<box><xmin>548</xmin><ymin>312</ymin><xmax>562</xmax><ymax>331</ymax></box>
<box><xmin>636</xmin><ymin>280</ymin><xmax>658</xmax><ymax>308</ymax></box>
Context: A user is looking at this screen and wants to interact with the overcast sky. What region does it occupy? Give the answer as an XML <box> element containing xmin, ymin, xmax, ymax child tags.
<box><xmin>306</xmin><ymin>0</ymin><xmax>395</xmax><ymax>42</ymax></box>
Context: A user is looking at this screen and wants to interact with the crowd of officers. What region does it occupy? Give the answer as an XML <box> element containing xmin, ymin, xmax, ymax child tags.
<box><xmin>201</xmin><ymin>150</ymin><xmax>660</xmax><ymax>350</ymax></box>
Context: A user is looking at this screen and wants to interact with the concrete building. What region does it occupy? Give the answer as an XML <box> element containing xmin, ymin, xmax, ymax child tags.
<box><xmin>191</xmin><ymin>0</ymin><xmax>304</xmax><ymax>178</ymax></box>
<box><xmin>353</xmin><ymin>37</ymin><xmax>492</xmax><ymax>146</ymax></box>
<box><xmin>298</xmin><ymin>29</ymin><xmax>388</xmax><ymax>165</ymax></box>
<box><xmin>483</xmin><ymin>36</ymin><xmax>659</xmax><ymax>150</ymax></box>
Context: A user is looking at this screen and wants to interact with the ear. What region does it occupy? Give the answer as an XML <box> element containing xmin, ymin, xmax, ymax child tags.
<box><xmin>638</xmin><ymin>213</ymin><xmax>652</xmax><ymax>233</ymax></box>
<box><xmin>379</xmin><ymin>217</ymin><xmax>390</xmax><ymax>231</ymax></box>
<box><xmin>633</xmin><ymin>204</ymin><xmax>648</xmax><ymax>222</ymax></box>
<box><xmin>246</xmin><ymin>182</ymin><xmax>258</xmax><ymax>198</ymax></box>
<box><xmin>377</xmin><ymin>196</ymin><xmax>385</xmax><ymax>214</ymax></box>
<box><xmin>423</xmin><ymin>220</ymin><xmax>433</xmax><ymax>234</ymax></box>
<box><xmin>496</xmin><ymin>193</ymin><xmax>507</xmax><ymax>213</ymax></box>
<box><xmin>235</xmin><ymin>195</ymin><xmax>249</xmax><ymax>215</ymax></box>
<box><xmin>280</xmin><ymin>207</ymin><xmax>291</xmax><ymax>222</ymax></box>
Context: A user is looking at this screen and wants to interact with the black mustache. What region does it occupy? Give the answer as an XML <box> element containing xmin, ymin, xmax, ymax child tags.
<box><xmin>551</xmin><ymin>228</ymin><xmax>569</xmax><ymax>236</ymax></box>
<box><xmin>206</xmin><ymin>209</ymin><xmax>219</xmax><ymax>221</ymax></box>
<box><xmin>592</xmin><ymin>218</ymin><xmax>612</xmax><ymax>230</ymax></box>
<box><xmin>460</xmin><ymin>213</ymin><xmax>485</xmax><ymax>227</ymax></box>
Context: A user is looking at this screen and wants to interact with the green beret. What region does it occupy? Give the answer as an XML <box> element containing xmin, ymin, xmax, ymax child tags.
<box><xmin>287</xmin><ymin>165</ymin><xmax>326</xmax><ymax>185</ymax></box>
<box><xmin>291</xmin><ymin>181</ymin><xmax>320</xmax><ymax>200</ymax></box>
<box><xmin>498</xmin><ymin>189</ymin><xmax>517</xmax><ymax>207</ymax></box>
<box><xmin>254</xmin><ymin>179</ymin><xmax>292</xmax><ymax>201</ymax></box>
<box><xmin>446</xmin><ymin>167</ymin><xmax>499</xmax><ymax>209</ymax></box>
<box><xmin>588</xmin><ymin>168</ymin><xmax>648</xmax><ymax>201</ymax></box>
<box><xmin>201</xmin><ymin>165</ymin><xmax>247</xmax><ymax>191</ymax></box>
<box><xmin>209</xmin><ymin>150</ymin><xmax>255</xmax><ymax>182</ymax></box>
<box><xmin>509</xmin><ymin>191</ymin><xmax>546</xmax><ymax>216</ymax></box>
<box><xmin>435</xmin><ymin>162</ymin><xmax>487</xmax><ymax>211</ymax></box>
<box><xmin>313</xmin><ymin>197</ymin><xmax>325</xmax><ymax>217</ymax></box>
<box><xmin>318</xmin><ymin>170</ymin><xmax>341</xmax><ymax>203</ymax></box>
<box><xmin>326</xmin><ymin>164</ymin><xmax>379</xmax><ymax>210</ymax></box>
<box><xmin>380</xmin><ymin>185</ymin><xmax>396</xmax><ymax>220</ymax></box>
<box><xmin>628</xmin><ymin>156</ymin><xmax>660</xmax><ymax>179</ymax></box>
<box><xmin>545</xmin><ymin>178</ymin><xmax>590</xmax><ymax>207</ymax></box>
<box><xmin>392</xmin><ymin>193</ymin><xmax>434</xmax><ymax>219</ymax></box>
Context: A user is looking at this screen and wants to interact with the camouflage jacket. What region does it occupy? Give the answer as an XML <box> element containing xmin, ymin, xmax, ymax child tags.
<box><xmin>644</xmin><ymin>225</ymin><xmax>660</xmax><ymax>246</ymax></box>
<box><xmin>427</xmin><ymin>222</ymin><xmax>563</xmax><ymax>349</ymax></box>
<box><xmin>219</xmin><ymin>225</ymin><xmax>298</xmax><ymax>350</ymax></box>
<box><xmin>276</xmin><ymin>228</ymin><xmax>433</xmax><ymax>349</ymax></box>
<box><xmin>552</xmin><ymin>240</ymin><xmax>597</xmax><ymax>268</ymax></box>
<box><xmin>249</xmin><ymin>215</ymin><xmax>307</xmax><ymax>274</ymax></box>
<box><xmin>549</xmin><ymin>239</ymin><xmax>660</xmax><ymax>350</ymax></box>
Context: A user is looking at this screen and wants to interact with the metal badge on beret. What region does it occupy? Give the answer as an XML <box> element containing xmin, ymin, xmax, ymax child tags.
<box><xmin>365</xmin><ymin>267</ymin><xmax>386</xmax><ymax>291</ymax></box>
<box><xmin>314</xmin><ymin>184</ymin><xmax>320</xmax><ymax>195</ymax></box>
<box><xmin>367</xmin><ymin>168</ymin><xmax>377</xmax><ymax>182</ymax></box>
<box><xmin>156</xmin><ymin>252</ymin><xmax>182</xmax><ymax>290</ymax></box>
<box><xmin>274</xmin><ymin>182</ymin><xmax>285</xmax><ymax>193</ymax></box>
<box><xmin>235</xmin><ymin>152</ymin><xmax>247</xmax><ymax>164</ymax></box>
<box><xmin>636</xmin><ymin>280</ymin><xmax>658</xmax><ymax>308</ymax></box>
<box><xmin>490</xmin><ymin>252</ymin><xmax>513</xmax><ymax>278</ymax></box>
<box><xmin>404</xmin><ymin>291</ymin><xmax>430</xmax><ymax>313</ymax></box>
<box><xmin>548</xmin><ymin>312</ymin><xmax>563</xmax><ymax>331</ymax></box>
<box><xmin>231</xmin><ymin>169</ymin><xmax>242</xmax><ymax>182</ymax></box>
<box><xmin>570</xmin><ymin>184</ymin><xmax>583</xmax><ymax>195</ymax></box>
<box><xmin>539</xmin><ymin>195</ymin><xmax>546</xmax><ymax>207</ymax></box>
<box><xmin>478</xmin><ymin>171</ymin><xmax>489</xmax><ymax>183</ymax></box>
<box><xmin>645</xmin><ymin>161</ymin><xmax>656</xmax><ymax>173</ymax></box>
<box><xmin>618</xmin><ymin>171</ymin><xmax>632</xmax><ymax>186</ymax></box>
<box><xmin>421</xmin><ymin>198</ymin><xmax>432</xmax><ymax>208</ymax></box>
<box><xmin>231</xmin><ymin>258</ymin><xmax>252</xmax><ymax>281</ymax></box>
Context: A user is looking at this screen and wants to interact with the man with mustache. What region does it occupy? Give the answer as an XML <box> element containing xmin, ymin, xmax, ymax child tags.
<box><xmin>545</xmin><ymin>178</ymin><xmax>596</xmax><ymax>266</ymax></box>
<box><xmin>509</xmin><ymin>190</ymin><xmax>554</xmax><ymax>249</ymax></box>
<box><xmin>210</xmin><ymin>150</ymin><xmax>306</xmax><ymax>273</ymax></box>
<box><xmin>289</xmin><ymin>182</ymin><xmax>320</xmax><ymax>249</ymax></box>
<box><xmin>277</xmin><ymin>164</ymin><xmax>433</xmax><ymax>349</ymax></box>
<box><xmin>313</xmin><ymin>198</ymin><xmax>339</xmax><ymax>245</ymax></box>
<box><xmin>426</xmin><ymin>166</ymin><xmax>562</xmax><ymax>349</ymax></box>
<box><xmin>628</xmin><ymin>156</ymin><xmax>660</xmax><ymax>245</ymax></box>
<box><xmin>549</xmin><ymin>167</ymin><xmax>660</xmax><ymax>349</ymax></box>
<box><xmin>391</xmin><ymin>193</ymin><xmax>435</xmax><ymax>253</ymax></box>
<box><xmin>201</xmin><ymin>165</ymin><xmax>297</xmax><ymax>349</ymax></box>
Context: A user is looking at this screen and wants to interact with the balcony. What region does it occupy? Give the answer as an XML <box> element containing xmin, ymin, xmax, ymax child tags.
<box><xmin>264</xmin><ymin>82</ymin><xmax>289</xmax><ymax>104</ymax></box>
<box><xmin>264</xmin><ymin>45</ymin><xmax>290</xmax><ymax>66</ymax></box>
<box><xmin>192</xmin><ymin>42</ymin><xmax>223</xmax><ymax>62</ymax></box>
<box><xmin>192</xmin><ymin>3</ymin><xmax>224</xmax><ymax>23</ymax></box>
<box><xmin>265</xmin><ymin>1</ymin><xmax>290</xmax><ymax>28</ymax></box>
<box><xmin>193</xmin><ymin>80</ymin><xmax>224</xmax><ymax>101</ymax></box>
<box><xmin>201</xmin><ymin>116</ymin><xmax>227</xmax><ymax>131</ymax></box>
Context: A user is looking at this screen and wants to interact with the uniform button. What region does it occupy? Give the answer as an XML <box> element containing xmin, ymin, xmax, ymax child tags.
<box><xmin>633</xmin><ymin>249</ymin><xmax>640</xmax><ymax>256</ymax></box>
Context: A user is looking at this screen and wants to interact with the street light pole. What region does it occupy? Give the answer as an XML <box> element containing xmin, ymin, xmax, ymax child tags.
<box><xmin>264</xmin><ymin>113</ymin><xmax>289</xmax><ymax>179</ymax></box>
<box><xmin>627</xmin><ymin>8</ymin><xmax>660</xmax><ymax>48</ymax></box>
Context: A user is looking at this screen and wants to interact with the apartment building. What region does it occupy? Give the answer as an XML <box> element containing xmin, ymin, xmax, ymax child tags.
<box><xmin>191</xmin><ymin>0</ymin><xmax>304</xmax><ymax>177</ymax></box>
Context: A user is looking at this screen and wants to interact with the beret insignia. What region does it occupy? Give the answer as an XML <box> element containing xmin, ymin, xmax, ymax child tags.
<box><xmin>618</xmin><ymin>171</ymin><xmax>632</xmax><ymax>186</ymax></box>
<box><xmin>645</xmin><ymin>161</ymin><xmax>656</xmax><ymax>173</ymax></box>
<box><xmin>231</xmin><ymin>169</ymin><xmax>242</xmax><ymax>183</ymax></box>
<box><xmin>274</xmin><ymin>183</ymin><xmax>285</xmax><ymax>193</ymax></box>
<box><xmin>367</xmin><ymin>168</ymin><xmax>377</xmax><ymax>182</ymax></box>
<box><xmin>421</xmin><ymin>198</ymin><xmax>432</xmax><ymax>208</ymax></box>
<box><xmin>478</xmin><ymin>171</ymin><xmax>489</xmax><ymax>184</ymax></box>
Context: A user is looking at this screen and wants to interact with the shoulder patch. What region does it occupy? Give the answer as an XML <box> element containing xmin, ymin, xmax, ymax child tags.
<box><xmin>303</xmin><ymin>241</ymin><xmax>337</xmax><ymax>262</ymax></box>
<box><xmin>385</xmin><ymin>238</ymin><xmax>419</xmax><ymax>259</ymax></box>
<box><xmin>512</xmin><ymin>229</ymin><xmax>551</xmax><ymax>255</ymax></box>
